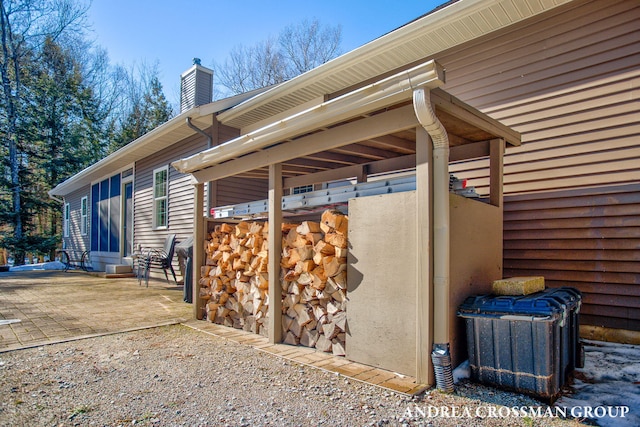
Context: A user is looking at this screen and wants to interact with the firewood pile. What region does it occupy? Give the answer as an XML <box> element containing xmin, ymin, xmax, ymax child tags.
<box><xmin>200</xmin><ymin>221</ymin><xmax>270</xmax><ymax>336</ymax></box>
<box><xmin>199</xmin><ymin>209</ymin><xmax>349</xmax><ymax>355</ymax></box>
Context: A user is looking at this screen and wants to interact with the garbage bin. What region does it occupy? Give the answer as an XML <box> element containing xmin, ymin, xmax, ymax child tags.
<box><xmin>457</xmin><ymin>287</ymin><xmax>581</xmax><ymax>402</ymax></box>
<box><xmin>175</xmin><ymin>237</ymin><xmax>193</xmax><ymax>303</ymax></box>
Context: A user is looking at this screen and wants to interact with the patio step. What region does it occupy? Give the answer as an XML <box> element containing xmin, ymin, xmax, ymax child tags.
<box><xmin>105</xmin><ymin>264</ymin><xmax>135</xmax><ymax>278</ymax></box>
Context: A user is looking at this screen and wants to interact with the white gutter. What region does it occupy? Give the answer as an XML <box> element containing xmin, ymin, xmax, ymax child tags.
<box><xmin>173</xmin><ymin>60</ymin><xmax>445</xmax><ymax>174</ymax></box>
<box><xmin>413</xmin><ymin>87</ymin><xmax>453</xmax><ymax>391</ymax></box>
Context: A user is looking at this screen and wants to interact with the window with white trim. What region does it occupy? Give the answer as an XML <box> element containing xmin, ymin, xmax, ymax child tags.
<box><xmin>63</xmin><ymin>203</ymin><xmax>70</xmax><ymax>237</ymax></box>
<box><xmin>80</xmin><ymin>196</ymin><xmax>88</xmax><ymax>236</ymax></box>
<box><xmin>153</xmin><ymin>166</ymin><xmax>169</xmax><ymax>229</ymax></box>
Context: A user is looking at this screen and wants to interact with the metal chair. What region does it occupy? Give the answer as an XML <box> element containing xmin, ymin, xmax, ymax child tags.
<box><xmin>139</xmin><ymin>234</ymin><xmax>177</xmax><ymax>287</ymax></box>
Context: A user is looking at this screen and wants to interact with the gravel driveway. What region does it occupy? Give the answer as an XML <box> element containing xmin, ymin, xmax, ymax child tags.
<box><xmin>0</xmin><ymin>325</ymin><xmax>588</xmax><ymax>427</ymax></box>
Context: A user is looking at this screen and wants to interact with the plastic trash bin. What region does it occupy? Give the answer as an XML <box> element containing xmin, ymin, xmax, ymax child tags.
<box><xmin>457</xmin><ymin>287</ymin><xmax>581</xmax><ymax>402</ymax></box>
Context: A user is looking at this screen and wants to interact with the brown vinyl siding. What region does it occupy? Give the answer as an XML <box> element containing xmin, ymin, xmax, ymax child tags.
<box><xmin>440</xmin><ymin>0</ymin><xmax>639</xmax><ymax>330</ymax></box>
<box><xmin>215</xmin><ymin>177</ymin><xmax>269</xmax><ymax>206</ymax></box>
<box><xmin>503</xmin><ymin>185</ymin><xmax>640</xmax><ymax>330</ymax></box>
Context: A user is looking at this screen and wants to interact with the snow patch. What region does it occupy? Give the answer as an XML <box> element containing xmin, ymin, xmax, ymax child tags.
<box><xmin>9</xmin><ymin>261</ymin><xmax>66</xmax><ymax>271</ymax></box>
<box><xmin>556</xmin><ymin>340</ymin><xmax>640</xmax><ymax>427</ymax></box>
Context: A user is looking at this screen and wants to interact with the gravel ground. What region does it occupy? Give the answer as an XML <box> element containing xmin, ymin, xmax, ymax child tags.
<box><xmin>0</xmin><ymin>325</ymin><xmax>588</xmax><ymax>427</ymax></box>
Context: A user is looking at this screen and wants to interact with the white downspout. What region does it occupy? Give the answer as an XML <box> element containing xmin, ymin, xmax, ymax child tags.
<box><xmin>413</xmin><ymin>87</ymin><xmax>454</xmax><ymax>392</ymax></box>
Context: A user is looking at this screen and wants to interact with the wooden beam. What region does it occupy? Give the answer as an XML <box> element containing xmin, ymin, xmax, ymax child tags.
<box><xmin>449</xmin><ymin>140</ymin><xmax>490</xmax><ymax>162</ymax></box>
<box><xmin>332</xmin><ymin>143</ymin><xmax>398</xmax><ymax>160</ymax></box>
<box><xmin>305</xmin><ymin>151</ymin><xmax>365</xmax><ymax>165</ymax></box>
<box><xmin>367</xmin><ymin>134</ymin><xmax>415</xmax><ymax>153</ymax></box>
<box><xmin>191</xmin><ymin>104</ymin><xmax>419</xmax><ymax>184</ymax></box>
<box><xmin>193</xmin><ymin>183</ymin><xmax>205</xmax><ymax>320</ymax></box>
<box><xmin>282</xmin><ymin>157</ymin><xmax>339</xmax><ymax>170</ymax></box>
<box><xmin>431</xmin><ymin>88</ymin><xmax>521</xmax><ymax>147</ymax></box>
<box><xmin>268</xmin><ymin>163</ymin><xmax>283</xmax><ymax>344</ymax></box>
<box><xmin>283</xmin><ymin>154</ymin><xmax>417</xmax><ymax>188</ymax></box>
<box><xmin>490</xmin><ymin>138</ymin><xmax>504</xmax><ymax>207</ymax></box>
<box><xmin>415</xmin><ymin>126</ymin><xmax>434</xmax><ymax>385</ymax></box>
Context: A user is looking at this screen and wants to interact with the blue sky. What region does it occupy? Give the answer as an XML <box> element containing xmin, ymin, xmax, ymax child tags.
<box><xmin>87</xmin><ymin>0</ymin><xmax>444</xmax><ymax>106</ymax></box>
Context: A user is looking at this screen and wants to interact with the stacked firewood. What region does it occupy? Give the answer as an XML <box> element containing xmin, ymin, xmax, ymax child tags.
<box><xmin>280</xmin><ymin>210</ymin><xmax>348</xmax><ymax>356</ymax></box>
<box><xmin>199</xmin><ymin>209</ymin><xmax>349</xmax><ymax>355</ymax></box>
<box><xmin>200</xmin><ymin>221</ymin><xmax>270</xmax><ymax>336</ymax></box>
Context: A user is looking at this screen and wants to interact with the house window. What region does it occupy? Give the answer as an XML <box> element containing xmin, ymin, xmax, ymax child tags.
<box><xmin>153</xmin><ymin>166</ymin><xmax>168</xmax><ymax>229</ymax></box>
<box><xmin>292</xmin><ymin>184</ymin><xmax>314</xmax><ymax>194</ymax></box>
<box><xmin>80</xmin><ymin>196</ymin><xmax>88</xmax><ymax>236</ymax></box>
<box><xmin>63</xmin><ymin>203</ymin><xmax>70</xmax><ymax>237</ymax></box>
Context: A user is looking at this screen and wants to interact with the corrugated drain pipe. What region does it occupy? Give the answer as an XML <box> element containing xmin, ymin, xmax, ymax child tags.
<box><xmin>413</xmin><ymin>87</ymin><xmax>454</xmax><ymax>393</ymax></box>
<box><xmin>186</xmin><ymin>117</ymin><xmax>213</xmax><ymax>217</ymax></box>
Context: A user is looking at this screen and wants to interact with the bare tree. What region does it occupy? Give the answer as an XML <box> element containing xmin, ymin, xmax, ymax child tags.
<box><xmin>280</xmin><ymin>18</ymin><xmax>342</xmax><ymax>76</ymax></box>
<box><xmin>214</xmin><ymin>18</ymin><xmax>342</xmax><ymax>98</ymax></box>
<box><xmin>215</xmin><ymin>37</ymin><xmax>288</xmax><ymax>96</ymax></box>
<box><xmin>0</xmin><ymin>0</ymin><xmax>88</xmax><ymax>264</ymax></box>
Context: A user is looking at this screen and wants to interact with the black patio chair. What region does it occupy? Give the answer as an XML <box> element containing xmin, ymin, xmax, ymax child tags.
<box><xmin>139</xmin><ymin>234</ymin><xmax>177</xmax><ymax>287</ymax></box>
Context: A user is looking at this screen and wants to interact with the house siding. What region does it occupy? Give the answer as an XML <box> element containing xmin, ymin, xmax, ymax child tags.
<box><xmin>440</xmin><ymin>0</ymin><xmax>639</xmax><ymax>330</ymax></box>
<box><xmin>215</xmin><ymin>177</ymin><xmax>269</xmax><ymax>206</ymax></box>
<box><xmin>134</xmin><ymin>132</ymin><xmax>209</xmax><ymax>250</ymax></box>
<box><xmin>62</xmin><ymin>185</ymin><xmax>91</xmax><ymax>256</ymax></box>
<box><xmin>133</xmin><ymin>123</ymin><xmax>262</xmax><ymax>263</ymax></box>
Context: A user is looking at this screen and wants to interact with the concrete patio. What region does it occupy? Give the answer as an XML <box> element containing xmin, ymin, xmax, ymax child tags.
<box><xmin>0</xmin><ymin>270</ymin><xmax>191</xmax><ymax>352</ymax></box>
<box><xmin>0</xmin><ymin>270</ymin><xmax>429</xmax><ymax>396</ymax></box>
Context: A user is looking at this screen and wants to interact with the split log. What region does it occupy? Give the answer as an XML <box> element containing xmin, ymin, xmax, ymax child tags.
<box><xmin>320</xmin><ymin>210</ymin><xmax>349</xmax><ymax>235</ymax></box>
<box><xmin>332</xmin><ymin>339</ymin><xmax>346</xmax><ymax>356</ymax></box>
<box><xmin>315</xmin><ymin>334</ymin><xmax>333</xmax><ymax>353</ymax></box>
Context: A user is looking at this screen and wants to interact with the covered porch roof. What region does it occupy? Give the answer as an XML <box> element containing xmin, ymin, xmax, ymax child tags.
<box><xmin>172</xmin><ymin>60</ymin><xmax>520</xmax><ymax>186</ymax></box>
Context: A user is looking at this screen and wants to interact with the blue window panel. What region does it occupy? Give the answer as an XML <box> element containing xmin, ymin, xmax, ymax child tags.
<box><xmin>109</xmin><ymin>175</ymin><xmax>121</xmax><ymax>252</ymax></box>
<box><xmin>99</xmin><ymin>179</ymin><xmax>109</xmax><ymax>252</ymax></box>
<box><xmin>110</xmin><ymin>175</ymin><xmax>120</xmax><ymax>197</ymax></box>
<box><xmin>91</xmin><ymin>184</ymin><xmax>99</xmax><ymax>251</ymax></box>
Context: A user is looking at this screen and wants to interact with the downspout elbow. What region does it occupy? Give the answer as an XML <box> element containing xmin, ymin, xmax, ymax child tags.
<box><xmin>186</xmin><ymin>117</ymin><xmax>212</xmax><ymax>149</ymax></box>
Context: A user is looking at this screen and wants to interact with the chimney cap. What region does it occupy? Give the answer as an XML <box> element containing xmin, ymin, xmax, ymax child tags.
<box><xmin>193</xmin><ymin>57</ymin><xmax>201</xmax><ymax>65</ymax></box>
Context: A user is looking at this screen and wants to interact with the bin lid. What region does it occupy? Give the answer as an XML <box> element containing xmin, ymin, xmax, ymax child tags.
<box><xmin>542</xmin><ymin>287</ymin><xmax>582</xmax><ymax>312</ymax></box>
<box><xmin>458</xmin><ymin>290</ymin><xmax>566</xmax><ymax>318</ymax></box>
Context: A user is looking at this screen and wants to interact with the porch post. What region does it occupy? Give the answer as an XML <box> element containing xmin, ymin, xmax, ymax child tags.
<box><xmin>416</xmin><ymin>126</ymin><xmax>434</xmax><ymax>385</ymax></box>
<box><xmin>489</xmin><ymin>138</ymin><xmax>504</xmax><ymax>208</ymax></box>
<box><xmin>193</xmin><ymin>182</ymin><xmax>205</xmax><ymax>320</ymax></box>
<box><xmin>268</xmin><ymin>163</ymin><xmax>283</xmax><ymax>343</ymax></box>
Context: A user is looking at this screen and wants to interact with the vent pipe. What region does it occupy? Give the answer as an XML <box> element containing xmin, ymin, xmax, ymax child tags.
<box><xmin>413</xmin><ymin>87</ymin><xmax>453</xmax><ymax>392</ymax></box>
